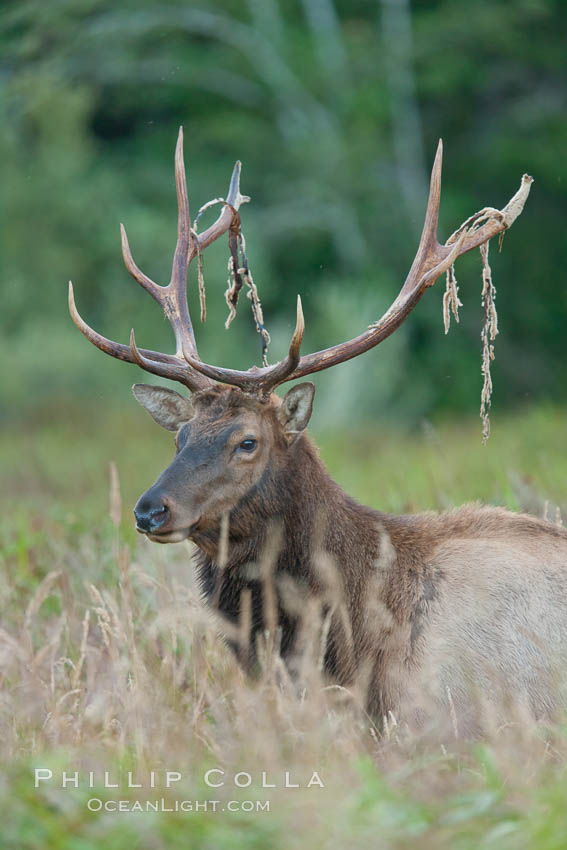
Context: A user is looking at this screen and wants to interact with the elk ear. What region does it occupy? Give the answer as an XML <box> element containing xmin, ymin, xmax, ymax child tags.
<box><xmin>278</xmin><ymin>382</ymin><xmax>315</xmax><ymax>444</ymax></box>
<box><xmin>132</xmin><ymin>384</ymin><xmax>194</xmax><ymax>432</ymax></box>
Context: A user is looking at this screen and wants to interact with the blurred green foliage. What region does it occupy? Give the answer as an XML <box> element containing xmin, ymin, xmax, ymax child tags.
<box><xmin>1</xmin><ymin>0</ymin><xmax>566</xmax><ymax>424</ymax></box>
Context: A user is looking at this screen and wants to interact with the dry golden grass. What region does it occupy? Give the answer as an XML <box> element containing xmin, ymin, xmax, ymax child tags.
<box><xmin>2</xmin><ymin>405</ymin><xmax>567</xmax><ymax>848</ymax></box>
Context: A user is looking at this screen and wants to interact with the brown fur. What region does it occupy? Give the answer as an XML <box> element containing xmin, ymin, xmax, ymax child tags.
<box><xmin>134</xmin><ymin>385</ymin><xmax>567</xmax><ymax>735</ymax></box>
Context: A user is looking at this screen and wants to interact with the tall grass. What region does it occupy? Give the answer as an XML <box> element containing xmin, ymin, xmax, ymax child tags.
<box><xmin>1</xmin><ymin>402</ymin><xmax>567</xmax><ymax>848</ymax></box>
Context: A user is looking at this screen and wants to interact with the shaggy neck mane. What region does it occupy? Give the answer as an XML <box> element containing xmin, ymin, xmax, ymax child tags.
<box><xmin>193</xmin><ymin>433</ymin><xmax>383</xmax><ymax>666</ymax></box>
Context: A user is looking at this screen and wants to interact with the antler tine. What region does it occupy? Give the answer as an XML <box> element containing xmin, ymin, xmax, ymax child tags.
<box><xmin>173</xmin><ymin>126</ymin><xmax>192</xmax><ymax>279</ymax></box>
<box><xmin>68</xmin><ymin>282</ymin><xmax>208</xmax><ymax>390</ymax></box>
<box><xmin>128</xmin><ymin>329</ymin><xmax>208</xmax><ymax>389</ymax></box>
<box><xmin>400</xmin><ymin>139</ymin><xmax>443</xmax><ymax>298</ymax></box>
<box><xmin>69</xmin><ymin>282</ymin><xmax>167</xmax><ymax>366</ymax></box>
<box><xmin>163</xmin><ymin>126</ymin><xmax>199</xmax><ymax>360</ymax></box>
<box><xmin>197</xmin><ymin>160</ymin><xmax>249</xmax><ymax>251</ymax></box>
<box><xmin>120</xmin><ymin>224</ymin><xmax>163</xmax><ymax>301</ymax></box>
<box><xmin>182</xmin><ymin>294</ymin><xmax>305</xmax><ymax>394</ymax></box>
<box><xmin>260</xmin><ymin>294</ymin><xmax>305</xmax><ymax>392</ymax></box>
<box><xmin>289</xmin><ymin>294</ymin><xmax>305</xmax><ymax>360</ymax></box>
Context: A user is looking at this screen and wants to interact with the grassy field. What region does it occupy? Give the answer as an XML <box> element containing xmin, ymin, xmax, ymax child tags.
<box><xmin>1</xmin><ymin>401</ymin><xmax>567</xmax><ymax>849</ymax></box>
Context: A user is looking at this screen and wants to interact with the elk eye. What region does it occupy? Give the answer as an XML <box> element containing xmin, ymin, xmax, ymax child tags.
<box><xmin>239</xmin><ymin>438</ymin><xmax>257</xmax><ymax>452</ymax></box>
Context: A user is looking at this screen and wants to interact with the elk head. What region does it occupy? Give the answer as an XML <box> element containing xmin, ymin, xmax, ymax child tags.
<box><xmin>129</xmin><ymin>382</ymin><xmax>314</xmax><ymax>545</ymax></box>
<box><xmin>69</xmin><ymin>128</ymin><xmax>532</xmax><ymax>546</ymax></box>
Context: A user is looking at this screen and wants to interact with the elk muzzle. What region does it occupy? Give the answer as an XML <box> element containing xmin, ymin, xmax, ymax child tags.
<box><xmin>134</xmin><ymin>497</ymin><xmax>170</xmax><ymax>534</ymax></box>
<box><xmin>134</xmin><ymin>482</ymin><xmax>196</xmax><ymax>543</ymax></box>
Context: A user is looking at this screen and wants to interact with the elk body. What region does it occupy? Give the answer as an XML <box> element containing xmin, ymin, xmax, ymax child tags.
<box><xmin>70</xmin><ymin>130</ymin><xmax>567</xmax><ymax>734</ymax></box>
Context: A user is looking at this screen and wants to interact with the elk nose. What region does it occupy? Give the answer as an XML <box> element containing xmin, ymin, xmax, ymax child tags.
<box><xmin>134</xmin><ymin>502</ymin><xmax>169</xmax><ymax>533</ymax></box>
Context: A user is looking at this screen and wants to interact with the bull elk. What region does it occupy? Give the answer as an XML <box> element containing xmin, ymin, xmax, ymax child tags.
<box><xmin>69</xmin><ymin>129</ymin><xmax>567</xmax><ymax>735</ymax></box>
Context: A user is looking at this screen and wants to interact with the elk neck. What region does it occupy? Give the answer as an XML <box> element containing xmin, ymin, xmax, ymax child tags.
<box><xmin>193</xmin><ymin>431</ymin><xmax>385</xmax><ymax>658</ymax></box>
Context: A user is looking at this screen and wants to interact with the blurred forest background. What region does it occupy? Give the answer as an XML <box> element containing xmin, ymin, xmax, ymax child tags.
<box><xmin>3</xmin><ymin>7</ymin><xmax>567</xmax><ymax>846</ymax></box>
<box><xmin>1</xmin><ymin>0</ymin><xmax>566</xmax><ymax>428</ymax></box>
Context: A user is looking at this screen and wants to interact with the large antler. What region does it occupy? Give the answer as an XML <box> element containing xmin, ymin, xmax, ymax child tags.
<box><xmin>69</xmin><ymin>127</ymin><xmax>249</xmax><ymax>392</ymax></box>
<box><xmin>70</xmin><ymin>135</ymin><xmax>532</xmax><ymax>398</ymax></box>
<box><xmin>183</xmin><ymin>140</ymin><xmax>532</xmax><ymax>394</ymax></box>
